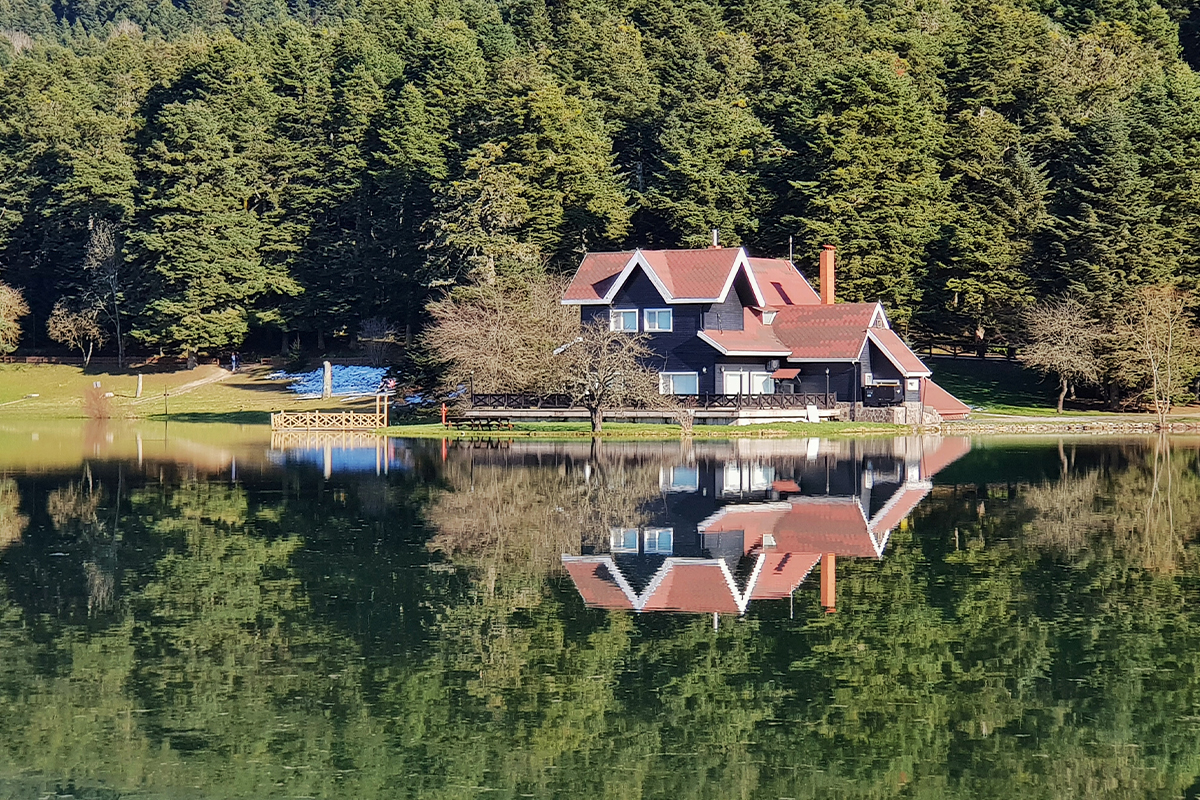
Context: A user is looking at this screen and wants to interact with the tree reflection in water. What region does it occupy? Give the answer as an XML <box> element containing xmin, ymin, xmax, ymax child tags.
<box><xmin>0</xmin><ymin>434</ymin><xmax>1197</xmax><ymax>798</ymax></box>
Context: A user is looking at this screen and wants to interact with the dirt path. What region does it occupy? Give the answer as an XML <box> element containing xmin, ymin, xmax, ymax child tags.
<box><xmin>126</xmin><ymin>368</ymin><xmax>231</xmax><ymax>406</ymax></box>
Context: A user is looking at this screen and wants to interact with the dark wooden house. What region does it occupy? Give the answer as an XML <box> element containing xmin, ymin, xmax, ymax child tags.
<box><xmin>561</xmin><ymin>244</ymin><xmax>969</xmax><ymax>421</ymax></box>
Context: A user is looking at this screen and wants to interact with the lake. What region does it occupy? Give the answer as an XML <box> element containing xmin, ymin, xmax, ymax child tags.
<box><xmin>0</xmin><ymin>422</ymin><xmax>1198</xmax><ymax>799</ymax></box>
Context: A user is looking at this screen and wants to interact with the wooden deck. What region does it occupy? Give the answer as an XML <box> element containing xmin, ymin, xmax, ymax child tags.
<box><xmin>271</xmin><ymin>395</ymin><xmax>390</xmax><ymax>431</ymax></box>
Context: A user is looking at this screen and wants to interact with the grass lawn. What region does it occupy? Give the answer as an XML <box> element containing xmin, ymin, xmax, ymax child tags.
<box><xmin>929</xmin><ymin>357</ymin><xmax>1086</xmax><ymax>415</ymax></box>
<box><xmin>383</xmin><ymin>420</ymin><xmax>907</xmax><ymax>439</ymax></box>
<box><xmin>0</xmin><ymin>362</ymin><xmax>363</xmax><ymax>422</ymax></box>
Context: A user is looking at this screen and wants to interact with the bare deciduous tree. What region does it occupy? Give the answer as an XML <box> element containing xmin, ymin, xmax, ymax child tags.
<box><xmin>422</xmin><ymin>275</ymin><xmax>580</xmax><ymax>394</ymax></box>
<box><xmin>1115</xmin><ymin>286</ymin><xmax>1200</xmax><ymax>427</ymax></box>
<box><xmin>1019</xmin><ymin>296</ymin><xmax>1103</xmax><ymax>413</ymax></box>
<box><xmin>83</xmin><ymin>218</ymin><xmax>127</xmax><ymax>367</ymax></box>
<box><xmin>555</xmin><ymin>318</ymin><xmax>672</xmax><ymax>432</ymax></box>
<box><xmin>0</xmin><ymin>280</ymin><xmax>29</xmax><ymax>355</ymax></box>
<box><xmin>47</xmin><ymin>300</ymin><xmax>107</xmax><ymax>365</ymax></box>
<box><xmin>0</xmin><ymin>29</ymin><xmax>32</xmax><ymax>54</ymax></box>
<box><xmin>358</xmin><ymin>317</ymin><xmax>398</xmax><ymax>367</ymax></box>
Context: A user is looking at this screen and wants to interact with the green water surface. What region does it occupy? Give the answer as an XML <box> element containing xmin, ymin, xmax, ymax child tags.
<box><xmin>0</xmin><ymin>426</ymin><xmax>1197</xmax><ymax>799</ymax></box>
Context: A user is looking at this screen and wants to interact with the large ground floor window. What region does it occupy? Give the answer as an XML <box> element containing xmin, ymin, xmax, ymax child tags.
<box><xmin>722</xmin><ymin>370</ymin><xmax>774</xmax><ymax>394</ymax></box>
<box><xmin>660</xmin><ymin>372</ymin><xmax>698</xmax><ymax>394</ymax></box>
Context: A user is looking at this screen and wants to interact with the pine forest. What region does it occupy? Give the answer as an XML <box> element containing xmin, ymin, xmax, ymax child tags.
<box><xmin>1</xmin><ymin>0</ymin><xmax>1200</xmax><ymax>360</ymax></box>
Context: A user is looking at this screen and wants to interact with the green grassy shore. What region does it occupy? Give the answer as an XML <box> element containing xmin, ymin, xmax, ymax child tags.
<box><xmin>4</xmin><ymin>360</ymin><xmax>1199</xmax><ymax>437</ymax></box>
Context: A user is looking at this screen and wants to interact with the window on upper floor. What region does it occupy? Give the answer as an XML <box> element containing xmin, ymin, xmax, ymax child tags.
<box><xmin>610</xmin><ymin>309</ymin><xmax>637</xmax><ymax>331</ymax></box>
<box><xmin>644</xmin><ymin>308</ymin><xmax>673</xmax><ymax>332</ymax></box>
<box><xmin>644</xmin><ymin>528</ymin><xmax>674</xmax><ymax>554</ymax></box>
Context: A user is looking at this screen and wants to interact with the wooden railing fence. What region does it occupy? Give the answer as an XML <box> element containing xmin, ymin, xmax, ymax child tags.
<box><xmin>469</xmin><ymin>392</ymin><xmax>838</xmax><ymax>411</ymax></box>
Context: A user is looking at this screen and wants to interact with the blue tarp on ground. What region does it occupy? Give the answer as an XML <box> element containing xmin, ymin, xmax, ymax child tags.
<box><xmin>269</xmin><ymin>366</ymin><xmax>387</xmax><ymax>398</ymax></box>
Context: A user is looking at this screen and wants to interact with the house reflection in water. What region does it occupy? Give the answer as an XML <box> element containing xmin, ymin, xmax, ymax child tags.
<box><xmin>562</xmin><ymin>437</ymin><xmax>970</xmax><ymax>616</ymax></box>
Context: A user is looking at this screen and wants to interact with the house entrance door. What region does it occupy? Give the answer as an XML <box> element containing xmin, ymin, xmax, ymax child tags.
<box><xmin>724</xmin><ymin>371</ymin><xmax>747</xmax><ymax>394</ymax></box>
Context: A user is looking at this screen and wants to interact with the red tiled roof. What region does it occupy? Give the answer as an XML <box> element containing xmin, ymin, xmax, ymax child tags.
<box><xmin>749</xmin><ymin>551</ymin><xmax>822</xmax><ymax>600</ymax></box>
<box><xmin>772</xmin><ymin>304</ymin><xmax>881</xmax><ymax>360</ymax></box>
<box><xmin>562</xmin><ymin>251</ymin><xmax>636</xmax><ymax>302</ymax></box>
<box><xmin>698</xmin><ymin>307</ymin><xmax>791</xmax><ymax>355</ymax></box>
<box><xmin>641</xmin><ymin>248</ymin><xmax>746</xmax><ymax>300</ymax></box>
<box><xmin>772</xmin><ymin>498</ymin><xmax>879</xmax><ymax>557</ymax></box>
<box><xmin>922</xmin><ymin>379</ymin><xmax>972</xmax><ymax>421</ymax></box>
<box><xmin>868</xmin><ymin>328</ymin><xmax>931</xmax><ymax>377</ymax></box>
<box><xmin>641</xmin><ymin>563</ymin><xmax>741</xmax><ymax>614</ymax></box>
<box><xmin>772</xmin><ymin>368</ymin><xmax>800</xmax><ymax>379</ymax></box>
<box><xmin>747</xmin><ymin>258</ymin><xmax>820</xmax><ymax>306</ymax></box>
<box><xmin>700</xmin><ymin>498</ymin><xmax>879</xmax><ymax>558</ymax></box>
<box><xmin>563</xmin><ymin>248</ymin><xmax>758</xmax><ymax>305</ymax></box>
<box><xmin>919</xmin><ymin>433</ymin><xmax>971</xmax><ymax>475</ymax></box>
<box><xmin>867</xmin><ymin>485</ymin><xmax>931</xmax><ymax>538</ymax></box>
<box><xmin>562</xmin><ymin>559</ymin><xmax>633</xmax><ymax>609</ymax></box>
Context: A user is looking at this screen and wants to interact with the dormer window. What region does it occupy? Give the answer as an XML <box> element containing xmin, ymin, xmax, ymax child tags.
<box><xmin>762</xmin><ymin>310</ymin><xmax>777</xmax><ymax>325</ymax></box>
<box><xmin>644</xmin><ymin>309</ymin><xmax>673</xmax><ymax>332</ymax></box>
<box><xmin>610</xmin><ymin>310</ymin><xmax>637</xmax><ymax>331</ymax></box>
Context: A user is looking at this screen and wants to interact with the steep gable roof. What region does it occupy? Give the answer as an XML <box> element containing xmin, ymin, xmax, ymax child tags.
<box><xmin>771</xmin><ymin>303</ymin><xmax>884</xmax><ymax>361</ymax></box>
<box><xmin>698</xmin><ymin>307</ymin><xmax>791</xmax><ymax>356</ymax></box>
<box><xmin>868</xmin><ymin>328</ymin><xmax>932</xmax><ymax>377</ymax></box>
<box><xmin>921</xmin><ymin>379</ymin><xmax>972</xmax><ymax>421</ymax></box>
<box><xmin>562</xmin><ymin>248</ymin><xmax>766</xmax><ymax>306</ymax></box>
<box><xmin>747</xmin><ymin>257</ymin><xmax>820</xmax><ymax>306</ymax></box>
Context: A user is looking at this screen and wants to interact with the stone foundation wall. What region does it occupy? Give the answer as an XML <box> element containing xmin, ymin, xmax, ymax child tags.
<box><xmin>833</xmin><ymin>403</ymin><xmax>944</xmax><ymax>425</ymax></box>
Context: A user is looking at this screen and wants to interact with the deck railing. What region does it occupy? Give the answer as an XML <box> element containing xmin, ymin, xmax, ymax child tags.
<box><xmin>469</xmin><ymin>392</ymin><xmax>838</xmax><ymax>411</ymax></box>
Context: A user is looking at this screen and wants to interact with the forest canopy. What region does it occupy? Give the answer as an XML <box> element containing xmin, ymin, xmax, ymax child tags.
<box><xmin>1</xmin><ymin>0</ymin><xmax>1200</xmax><ymax>358</ymax></box>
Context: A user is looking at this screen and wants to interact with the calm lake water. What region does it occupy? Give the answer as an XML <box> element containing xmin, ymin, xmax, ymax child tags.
<box><xmin>1</xmin><ymin>423</ymin><xmax>1199</xmax><ymax>799</ymax></box>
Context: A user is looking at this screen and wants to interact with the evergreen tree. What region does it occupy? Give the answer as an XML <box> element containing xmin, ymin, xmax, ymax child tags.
<box><xmin>1049</xmin><ymin>105</ymin><xmax>1172</xmax><ymax>320</ymax></box>
<box><xmin>923</xmin><ymin>109</ymin><xmax>1048</xmax><ymax>352</ymax></box>
<box><xmin>129</xmin><ymin>40</ymin><xmax>299</xmax><ymax>355</ymax></box>
<box><xmin>786</xmin><ymin>54</ymin><xmax>950</xmax><ymax>326</ymax></box>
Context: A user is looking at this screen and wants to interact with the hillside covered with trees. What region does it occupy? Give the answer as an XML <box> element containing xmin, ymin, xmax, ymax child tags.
<box><xmin>1</xmin><ymin>0</ymin><xmax>1199</xmax><ymax>363</ymax></box>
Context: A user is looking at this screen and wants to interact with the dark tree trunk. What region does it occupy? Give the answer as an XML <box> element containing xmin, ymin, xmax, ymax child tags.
<box><xmin>1057</xmin><ymin>376</ymin><xmax>1067</xmax><ymax>414</ymax></box>
<box><xmin>281</xmin><ymin>331</ymin><xmax>289</xmax><ymax>356</ymax></box>
<box><xmin>589</xmin><ymin>406</ymin><xmax>603</xmax><ymax>433</ymax></box>
<box><xmin>1106</xmin><ymin>382</ymin><xmax>1120</xmax><ymax>411</ymax></box>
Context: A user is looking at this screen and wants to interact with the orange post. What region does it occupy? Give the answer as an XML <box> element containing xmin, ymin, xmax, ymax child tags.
<box><xmin>441</xmin><ymin>402</ymin><xmax>448</xmax><ymax>427</ymax></box>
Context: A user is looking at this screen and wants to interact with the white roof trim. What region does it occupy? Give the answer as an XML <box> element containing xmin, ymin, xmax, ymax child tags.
<box><xmin>866</xmin><ymin>329</ymin><xmax>932</xmax><ymax>377</ymax></box>
<box><xmin>697</xmin><ymin>502</ymin><xmax>793</xmax><ymax>532</ymax></box>
<box><xmin>717</xmin><ymin>250</ymin><xmax>766</xmax><ymax>307</ymax></box>
<box><xmin>596</xmin><ymin>250</ymin><xmax>674</xmax><ymax>304</ymax></box>
<box><xmin>570</xmin><ymin>248</ymin><xmax>767</xmax><ymax>307</ymax></box>
<box><xmin>869</xmin><ymin>303</ymin><xmax>889</xmax><ymax>328</ymax></box>
<box><xmin>785</xmin><ymin>356</ymin><xmax>860</xmax><ymax>363</ymax></box>
<box><xmin>866</xmin><ymin>480</ymin><xmax>932</xmax><ymax>556</ymax></box>
<box><xmin>697</xmin><ymin>331</ymin><xmax>791</xmax><ymax>357</ymax></box>
<box><xmin>562</xmin><ymin>554</ymin><xmax>761</xmax><ymax>614</ymax></box>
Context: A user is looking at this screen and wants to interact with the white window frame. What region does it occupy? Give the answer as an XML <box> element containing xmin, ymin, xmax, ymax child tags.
<box><xmin>660</xmin><ymin>466</ymin><xmax>699</xmax><ymax>492</ymax></box>
<box><xmin>610</xmin><ymin>527</ymin><xmax>639</xmax><ymax>553</ymax></box>
<box><xmin>644</xmin><ymin>528</ymin><xmax>674</xmax><ymax>555</ymax></box>
<box><xmin>644</xmin><ymin>308</ymin><xmax>673</xmax><ymax>332</ymax></box>
<box><xmin>659</xmin><ymin>372</ymin><xmax>699</xmax><ymax>395</ymax></box>
<box><xmin>750</xmin><ymin>371</ymin><xmax>774</xmax><ymax>395</ymax></box>
<box><xmin>610</xmin><ymin>309</ymin><xmax>638</xmax><ymax>331</ymax></box>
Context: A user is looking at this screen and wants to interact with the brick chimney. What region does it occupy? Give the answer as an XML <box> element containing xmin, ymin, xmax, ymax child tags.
<box><xmin>820</xmin><ymin>553</ymin><xmax>836</xmax><ymax>613</ymax></box>
<box><xmin>819</xmin><ymin>245</ymin><xmax>835</xmax><ymax>305</ymax></box>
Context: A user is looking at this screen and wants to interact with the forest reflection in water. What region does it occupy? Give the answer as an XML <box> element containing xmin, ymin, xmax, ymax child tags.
<box><xmin>1</xmin><ymin>430</ymin><xmax>1200</xmax><ymax>798</ymax></box>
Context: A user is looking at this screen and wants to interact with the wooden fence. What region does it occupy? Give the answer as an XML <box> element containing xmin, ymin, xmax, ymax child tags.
<box><xmin>469</xmin><ymin>392</ymin><xmax>838</xmax><ymax>411</ymax></box>
<box><xmin>271</xmin><ymin>394</ymin><xmax>390</xmax><ymax>430</ymax></box>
